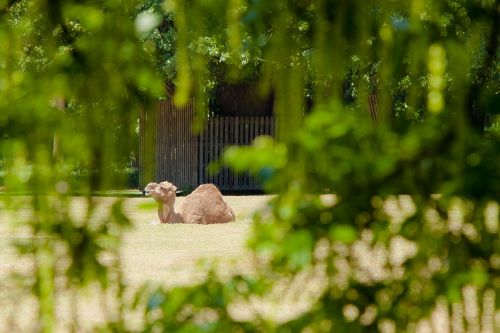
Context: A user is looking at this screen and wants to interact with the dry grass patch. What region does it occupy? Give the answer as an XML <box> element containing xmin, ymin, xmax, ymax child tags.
<box><xmin>0</xmin><ymin>194</ymin><xmax>272</xmax><ymax>332</ymax></box>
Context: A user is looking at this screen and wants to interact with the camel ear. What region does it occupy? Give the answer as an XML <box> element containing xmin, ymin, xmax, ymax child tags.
<box><xmin>173</xmin><ymin>186</ymin><xmax>177</xmax><ymax>192</ymax></box>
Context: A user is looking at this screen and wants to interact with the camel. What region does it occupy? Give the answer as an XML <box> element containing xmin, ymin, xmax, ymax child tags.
<box><xmin>144</xmin><ymin>181</ymin><xmax>235</xmax><ymax>224</ymax></box>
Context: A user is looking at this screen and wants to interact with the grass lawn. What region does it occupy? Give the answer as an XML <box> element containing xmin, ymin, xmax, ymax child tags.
<box><xmin>0</xmin><ymin>195</ymin><xmax>272</xmax><ymax>332</ymax></box>
<box><xmin>1</xmin><ymin>195</ymin><xmax>495</xmax><ymax>332</ymax></box>
<box><xmin>120</xmin><ymin>195</ymin><xmax>271</xmax><ymax>286</ymax></box>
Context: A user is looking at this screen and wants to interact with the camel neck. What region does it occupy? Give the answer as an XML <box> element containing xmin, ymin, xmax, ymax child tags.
<box><xmin>166</xmin><ymin>209</ymin><xmax>184</xmax><ymax>224</ymax></box>
<box><xmin>159</xmin><ymin>202</ymin><xmax>184</xmax><ymax>224</ymax></box>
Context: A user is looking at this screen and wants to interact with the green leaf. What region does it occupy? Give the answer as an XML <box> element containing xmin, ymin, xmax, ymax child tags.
<box><xmin>329</xmin><ymin>224</ymin><xmax>357</xmax><ymax>244</ymax></box>
<box><xmin>283</xmin><ymin>230</ymin><xmax>313</xmax><ymax>269</ymax></box>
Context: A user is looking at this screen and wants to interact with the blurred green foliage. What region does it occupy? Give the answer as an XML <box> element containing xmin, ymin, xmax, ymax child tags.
<box><xmin>1</xmin><ymin>0</ymin><xmax>499</xmax><ymax>332</ymax></box>
<box><xmin>1</xmin><ymin>0</ymin><xmax>161</xmax><ymax>331</ymax></box>
<box><xmin>140</xmin><ymin>0</ymin><xmax>500</xmax><ymax>331</ymax></box>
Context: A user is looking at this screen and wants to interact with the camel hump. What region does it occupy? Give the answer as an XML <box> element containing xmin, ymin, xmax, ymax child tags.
<box><xmin>193</xmin><ymin>183</ymin><xmax>220</xmax><ymax>194</ymax></box>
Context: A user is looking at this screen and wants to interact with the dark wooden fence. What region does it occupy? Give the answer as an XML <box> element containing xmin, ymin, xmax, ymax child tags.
<box><xmin>139</xmin><ymin>100</ymin><xmax>275</xmax><ymax>191</ymax></box>
<box><xmin>139</xmin><ymin>94</ymin><xmax>385</xmax><ymax>191</ymax></box>
<box><xmin>139</xmin><ymin>98</ymin><xmax>199</xmax><ymax>190</ymax></box>
<box><xmin>199</xmin><ymin>116</ymin><xmax>275</xmax><ymax>190</ymax></box>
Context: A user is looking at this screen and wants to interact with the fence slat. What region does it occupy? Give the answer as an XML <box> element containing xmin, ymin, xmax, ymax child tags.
<box><xmin>223</xmin><ymin>117</ymin><xmax>228</xmax><ymax>188</ymax></box>
<box><xmin>216</xmin><ymin>117</ymin><xmax>220</xmax><ymax>186</ymax></box>
<box><xmin>234</xmin><ymin>117</ymin><xmax>239</xmax><ymax>190</ymax></box>
<box><xmin>251</xmin><ymin>118</ymin><xmax>256</xmax><ymax>189</ymax></box>
<box><xmin>208</xmin><ymin>116</ymin><xmax>212</xmax><ymax>183</ymax></box>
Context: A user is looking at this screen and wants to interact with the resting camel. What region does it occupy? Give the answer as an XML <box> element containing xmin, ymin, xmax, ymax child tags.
<box><xmin>144</xmin><ymin>181</ymin><xmax>235</xmax><ymax>224</ymax></box>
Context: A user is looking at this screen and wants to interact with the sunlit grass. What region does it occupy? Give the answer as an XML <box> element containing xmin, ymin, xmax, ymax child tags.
<box><xmin>0</xmin><ymin>195</ymin><xmax>270</xmax><ymax>331</ymax></box>
<box><xmin>1</xmin><ymin>195</ymin><xmax>499</xmax><ymax>332</ymax></box>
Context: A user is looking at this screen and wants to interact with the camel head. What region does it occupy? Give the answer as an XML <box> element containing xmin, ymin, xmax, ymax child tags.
<box><xmin>144</xmin><ymin>181</ymin><xmax>177</xmax><ymax>206</ymax></box>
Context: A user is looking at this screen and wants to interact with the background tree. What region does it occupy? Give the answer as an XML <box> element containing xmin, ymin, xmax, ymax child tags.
<box><xmin>0</xmin><ymin>0</ymin><xmax>499</xmax><ymax>332</ymax></box>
